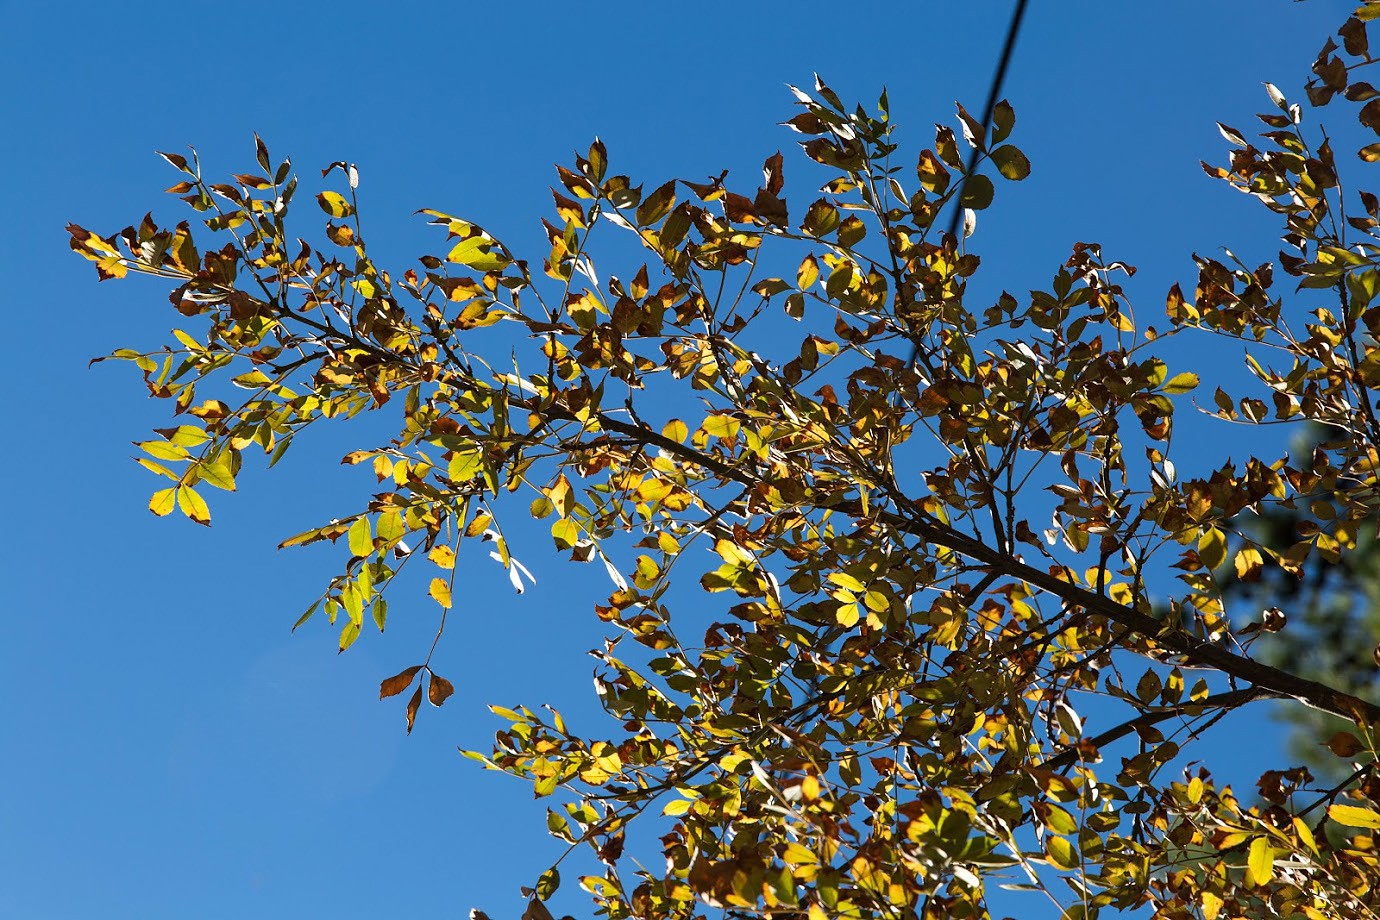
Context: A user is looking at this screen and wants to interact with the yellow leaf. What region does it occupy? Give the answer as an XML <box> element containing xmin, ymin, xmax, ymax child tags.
<box><xmin>176</xmin><ymin>485</ymin><xmax>210</xmax><ymax>525</ymax></box>
<box><xmin>1039</xmin><ymin>803</ymin><xmax>1077</xmax><ymax>835</ymax></box>
<box><xmin>197</xmin><ymin>456</ymin><xmax>236</xmax><ymax>492</ymax></box>
<box><xmin>1246</xmin><ymin>836</ymin><xmax>1273</xmax><ymax>887</ymax></box>
<box><xmin>338</xmin><ymin>620</ymin><xmax>361</xmax><ymax>652</ymax></box>
<box><xmin>429</xmin><ymin>545</ymin><xmax>456</xmax><ymax>569</ymax></box>
<box><xmin>661</xmin><ymin>799</ymin><xmax>693</xmax><ymax>816</ymax></box>
<box><xmin>551</xmin><ymin>518</ymin><xmax>581</xmax><ymax>550</ymax></box>
<box><xmin>317</xmin><ymin>190</ymin><xmax>352</xmax><ymax>218</ymax></box>
<box><xmin>1293</xmin><ymin>817</ymin><xmax>1319</xmax><ymax>856</ymax></box>
<box><xmin>796</xmin><ymin>254</ymin><xmax>820</xmax><ymax>290</ymax></box>
<box><xmin>1046</xmin><ymin>835</ymin><xmax>1077</xmax><ymax>870</ymax></box>
<box><xmin>139</xmin><ymin>439</ymin><xmax>190</xmax><ymax>462</ymax></box>
<box><xmin>348</xmin><ymin>517</ymin><xmax>373</xmax><ymax>558</ymax></box>
<box><xmin>1233</xmin><ymin>546</ymin><xmax>1263</xmax><ymax>580</ymax></box>
<box><xmin>376</xmin><ymin>511</ymin><xmax>404</xmax><ymax>545</ymax></box>
<box><xmin>1328</xmin><ymin>803</ymin><xmax>1380</xmax><ymax>828</ymax></box>
<box><xmin>429</xmin><ymin>577</ymin><xmax>453</xmax><ymax>609</ymax></box>
<box><xmin>662</xmin><ymin>419</ymin><xmax>688</xmax><ymax>443</ymax></box>
<box><xmin>448</xmin><ymin>447</ymin><xmax>483</xmax><ymax>482</ymax></box>
<box><xmin>446</xmin><ymin>236</ymin><xmax>507</xmax><ymax>271</ymax></box>
<box><xmin>702</xmin><ymin>414</ymin><xmax>740</xmax><ymax>439</ymax></box>
<box><xmin>636</xmin><ymin>477</ymin><xmax>674</xmax><ymax>503</ymax></box>
<box><xmin>136</xmin><ymin>457</ymin><xmax>177</xmax><ymax>480</ymax></box>
<box><xmin>1198</xmin><ymin>527</ymin><xmax>1227</xmax><ymax>570</ymax></box>
<box><xmin>149</xmin><ymin>487</ymin><xmax>177</xmax><ymax>516</ymax></box>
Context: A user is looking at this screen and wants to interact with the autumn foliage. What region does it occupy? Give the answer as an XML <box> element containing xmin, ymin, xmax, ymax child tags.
<box><xmin>71</xmin><ymin>6</ymin><xmax>1380</xmax><ymax>919</ymax></box>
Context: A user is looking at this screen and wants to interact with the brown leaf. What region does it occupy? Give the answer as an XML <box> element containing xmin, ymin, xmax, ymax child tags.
<box><xmin>428</xmin><ymin>673</ymin><xmax>456</xmax><ymax>707</ymax></box>
<box><xmin>522</xmin><ymin>899</ymin><xmax>556</xmax><ymax>920</ymax></box>
<box><xmin>379</xmin><ymin>665</ymin><xmax>422</xmax><ymax>699</ymax></box>
<box><xmin>405</xmin><ymin>683</ymin><xmax>424</xmax><ymax>734</ymax></box>
<box><xmin>762</xmin><ymin>150</ymin><xmax>784</xmax><ymax>196</ymax></box>
<box><xmin>1326</xmin><ymin>731</ymin><xmax>1363</xmax><ymax>757</ymax></box>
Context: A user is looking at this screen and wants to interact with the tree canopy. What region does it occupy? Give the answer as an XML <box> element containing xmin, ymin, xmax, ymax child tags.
<box><xmin>72</xmin><ymin>6</ymin><xmax>1380</xmax><ymax>919</ymax></box>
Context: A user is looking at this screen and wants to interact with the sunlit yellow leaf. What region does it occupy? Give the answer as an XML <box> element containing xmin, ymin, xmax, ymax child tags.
<box><xmin>1328</xmin><ymin>803</ymin><xmax>1380</xmax><ymax>828</ymax></box>
<box><xmin>348</xmin><ymin>517</ymin><xmax>373</xmax><ymax>557</ymax></box>
<box><xmin>662</xmin><ymin>419</ymin><xmax>688</xmax><ymax>443</ymax></box>
<box><xmin>551</xmin><ymin>518</ymin><xmax>581</xmax><ymax>550</ymax></box>
<box><xmin>149</xmin><ymin>487</ymin><xmax>177</xmax><ymax>516</ymax></box>
<box><xmin>429</xmin><ymin>577</ymin><xmax>453</xmax><ymax>609</ymax></box>
<box><xmin>702</xmin><ymin>415</ymin><xmax>740</xmax><ymax>439</ymax></box>
<box><xmin>197</xmin><ymin>456</ymin><xmax>236</xmax><ymax>492</ymax></box>
<box><xmin>317</xmin><ymin>191</ymin><xmax>352</xmax><ymax>217</ymax></box>
<box><xmin>1246</xmin><ymin>836</ymin><xmax>1273</xmax><ymax>887</ymax></box>
<box><xmin>176</xmin><ymin>485</ymin><xmax>210</xmax><ymax>525</ymax></box>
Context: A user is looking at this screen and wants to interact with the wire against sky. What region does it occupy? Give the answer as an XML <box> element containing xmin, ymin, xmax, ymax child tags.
<box><xmin>908</xmin><ymin>0</ymin><xmax>1030</xmax><ymax>368</ymax></box>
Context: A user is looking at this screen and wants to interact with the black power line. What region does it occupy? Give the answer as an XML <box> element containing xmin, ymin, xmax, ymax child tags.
<box><xmin>908</xmin><ymin>0</ymin><xmax>1030</xmax><ymax>368</ymax></box>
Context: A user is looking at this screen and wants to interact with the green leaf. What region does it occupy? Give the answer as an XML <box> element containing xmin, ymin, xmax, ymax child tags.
<box><xmin>958</xmin><ymin>174</ymin><xmax>995</xmax><ymax>210</ymax></box>
<box><xmin>348</xmin><ymin>516</ymin><xmax>373</xmax><ymax>558</ymax></box>
<box><xmin>338</xmin><ymin>619</ymin><xmax>361</xmax><ymax>653</ymax></box>
<box><xmin>376</xmin><ymin>511</ymin><xmax>405</xmax><ymax>545</ymax></box>
<box><xmin>1046</xmin><ymin>835</ymin><xmax>1077</xmax><ymax>870</ymax></box>
<box><xmin>1040</xmin><ymin>803</ymin><xmax>1077</xmax><ymax>835</ymax></box>
<box><xmin>990</xmin><ymin>145</ymin><xmax>1031</xmax><ymax>180</ymax></box>
<box><xmin>1163</xmin><ymin>372</ymin><xmax>1199</xmax><ymax>394</ymax></box>
<box><xmin>448</xmin><ymin>447</ymin><xmax>483</xmax><ymax>482</ymax></box>
<box><xmin>292</xmin><ymin>599</ymin><xmax>321</xmax><ymax>632</ymax></box>
<box><xmin>535</xmin><ymin>867</ymin><xmax>561</xmax><ymax>901</ymax></box>
<box><xmin>139</xmin><ymin>440</ymin><xmax>190</xmax><ymax>462</ymax></box>
<box><xmin>446</xmin><ymin>236</ymin><xmax>507</xmax><ymax>271</ymax></box>
<box><xmin>635</xmin><ymin>180</ymin><xmax>676</xmax><ymax>226</ymax></box>
<box><xmin>197</xmin><ymin>455</ymin><xmax>236</xmax><ymax>492</ymax></box>
<box><xmin>991</xmin><ymin>100</ymin><xmax>1015</xmax><ymax>144</ymax></box>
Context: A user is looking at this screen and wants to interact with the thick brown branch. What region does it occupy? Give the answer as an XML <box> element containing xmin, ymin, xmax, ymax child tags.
<box><xmin>1039</xmin><ymin>687</ymin><xmax>1273</xmax><ymax>772</ymax></box>
<box><xmin>587</xmin><ymin>408</ymin><xmax>1380</xmax><ymax>726</ymax></box>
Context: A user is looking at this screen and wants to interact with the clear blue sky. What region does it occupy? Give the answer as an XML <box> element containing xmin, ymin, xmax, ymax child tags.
<box><xmin>2</xmin><ymin>1</ymin><xmax>1360</xmax><ymax>917</ymax></box>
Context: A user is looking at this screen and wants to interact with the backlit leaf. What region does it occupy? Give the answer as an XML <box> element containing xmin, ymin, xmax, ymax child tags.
<box><xmin>1328</xmin><ymin>804</ymin><xmax>1380</xmax><ymax>828</ymax></box>
<box><xmin>317</xmin><ymin>191</ymin><xmax>352</xmax><ymax>217</ymax></box>
<box><xmin>959</xmin><ymin>174</ymin><xmax>995</xmax><ymax>210</ymax></box>
<box><xmin>429</xmin><ymin>577</ymin><xmax>453</xmax><ymax>609</ymax></box>
<box><xmin>1163</xmin><ymin>372</ymin><xmax>1199</xmax><ymax>394</ymax></box>
<box><xmin>149</xmin><ymin>488</ymin><xmax>177</xmax><ymax>516</ymax></box>
<box><xmin>428</xmin><ymin>673</ymin><xmax>455</xmax><ymax>706</ymax></box>
<box><xmin>990</xmin><ymin>144</ymin><xmax>1031</xmax><ymax>180</ymax></box>
<box><xmin>176</xmin><ymin>485</ymin><xmax>210</xmax><ymax>525</ymax></box>
<box><xmin>1246</xmin><ymin>836</ymin><xmax>1274</xmax><ymax>887</ymax></box>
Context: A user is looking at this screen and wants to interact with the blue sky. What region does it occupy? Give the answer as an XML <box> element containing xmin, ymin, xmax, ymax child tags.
<box><xmin>2</xmin><ymin>1</ymin><xmax>1363</xmax><ymax>917</ymax></box>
